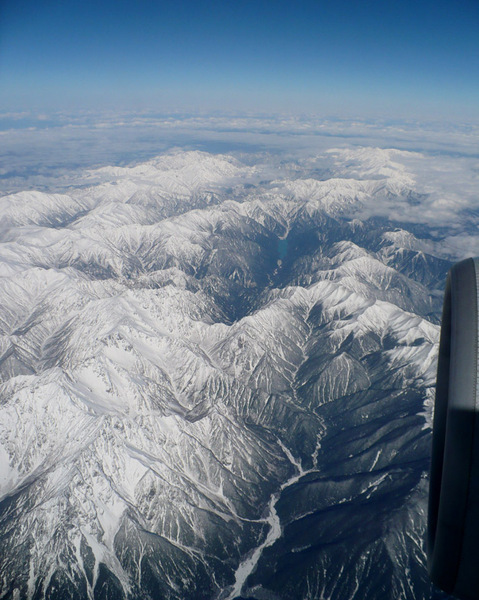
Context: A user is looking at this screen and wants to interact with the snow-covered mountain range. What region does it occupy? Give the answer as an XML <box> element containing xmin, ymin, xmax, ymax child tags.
<box><xmin>0</xmin><ymin>148</ymin><xmax>459</xmax><ymax>599</ymax></box>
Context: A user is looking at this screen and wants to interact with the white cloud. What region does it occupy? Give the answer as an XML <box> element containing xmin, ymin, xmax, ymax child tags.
<box><xmin>321</xmin><ymin>146</ymin><xmax>479</xmax><ymax>237</ymax></box>
<box><xmin>0</xmin><ymin>111</ymin><xmax>477</xmax><ymax>262</ymax></box>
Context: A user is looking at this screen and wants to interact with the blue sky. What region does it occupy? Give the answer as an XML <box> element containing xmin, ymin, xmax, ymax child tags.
<box><xmin>0</xmin><ymin>0</ymin><xmax>478</xmax><ymax>119</ymax></box>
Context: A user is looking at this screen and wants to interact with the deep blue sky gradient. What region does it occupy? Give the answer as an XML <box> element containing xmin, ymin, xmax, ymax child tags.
<box><xmin>1</xmin><ymin>0</ymin><xmax>478</xmax><ymax>119</ymax></box>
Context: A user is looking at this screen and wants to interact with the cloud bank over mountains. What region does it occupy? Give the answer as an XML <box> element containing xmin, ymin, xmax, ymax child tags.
<box><xmin>4</xmin><ymin>115</ymin><xmax>476</xmax><ymax>258</ymax></box>
<box><xmin>1</xmin><ymin>111</ymin><xmax>478</xmax><ymax>196</ymax></box>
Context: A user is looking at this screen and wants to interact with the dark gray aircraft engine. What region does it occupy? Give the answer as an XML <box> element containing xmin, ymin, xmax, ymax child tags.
<box><xmin>428</xmin><ymin>257</ymin><xmax>479</xmax><ymax>600</ymax></box>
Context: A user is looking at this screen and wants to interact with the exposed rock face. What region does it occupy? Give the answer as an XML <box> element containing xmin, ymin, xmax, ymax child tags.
<box><xmin>0</xmin><ymin>150</ymin><xmax>452</xmax><ymax>599</ymax></box>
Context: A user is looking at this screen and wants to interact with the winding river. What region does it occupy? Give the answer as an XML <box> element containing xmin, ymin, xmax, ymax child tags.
<box><xmin>224</xmin><ymin>440</ymin><xmax>319</xmax><ymax>600</ymax></box>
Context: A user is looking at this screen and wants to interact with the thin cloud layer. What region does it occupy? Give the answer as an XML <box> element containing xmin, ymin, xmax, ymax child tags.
<box><xmin>1</xmin><ymin>110</ymin><xmax>478</xmax><ymax>194</ymax></box>
<box><xmin>0</xmin><ymin>112</ymin><xmax>478</xmax><ymax>260</ymax></box>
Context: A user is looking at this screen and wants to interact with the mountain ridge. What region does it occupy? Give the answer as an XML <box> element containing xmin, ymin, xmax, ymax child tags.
<box><xmin>0</xmin><ymin>149</ymin><xmax>453</xmax><ymax>599</ymax></box>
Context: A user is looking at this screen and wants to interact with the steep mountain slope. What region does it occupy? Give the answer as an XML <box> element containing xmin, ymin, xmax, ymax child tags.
<box><xmin>0</xmin><ymin>149</ymin><xmax>454</xmax><ymax>599</ymax></box>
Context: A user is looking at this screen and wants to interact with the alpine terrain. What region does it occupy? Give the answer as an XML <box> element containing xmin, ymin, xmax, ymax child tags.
<box><xmin>0</xmin><ymin>147</ymin><xmax>459</xmax><ymax>599</ymax></box>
